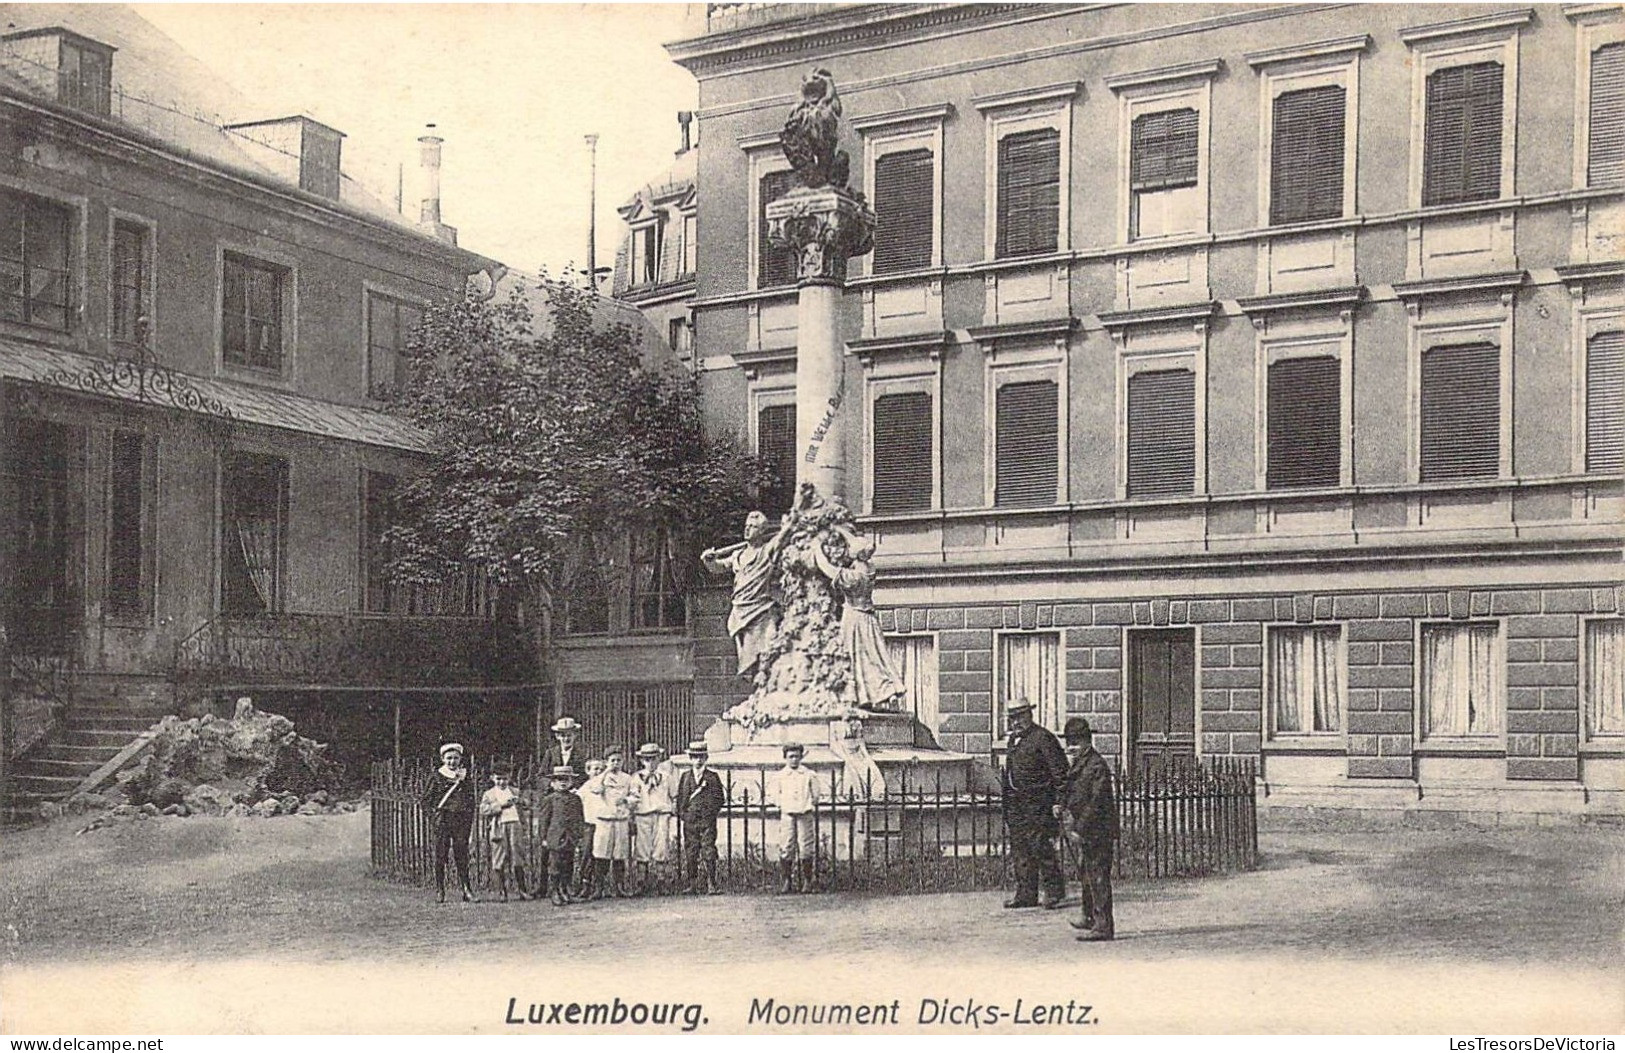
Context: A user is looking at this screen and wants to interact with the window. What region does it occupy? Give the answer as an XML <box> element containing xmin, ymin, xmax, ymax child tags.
<box><xmin>563</xmin><ymin>533</ymin><xmax>611</xmax><ymax>635</ymax></box>
<box><xmin>221</xmin><ymin>450</ymin><xmax>288</xmax><ymax>615</ymax></box>
<box><xmin>361</xmin><ymin>470</ymin><xmax>403</xmax><ymax>614</ymax></box>
<box><xmin>756</xmin><ymin>169</ymin><xmax>796</xmax><ymax>289</ymax></box>
<box><xmin>998</xmin><ymin>632</ymin><xmax>1062</xmax><ymax>735</ymax></box>
<box><xmin>58</xmin><ymin>36</ymin><xmax>111</xmax><ymax>116</ymax></box>
<box><xmin>1267</xmin><ymin>356</ymin><xmax>1340</xmax><ymax>489</ymax></box>
<box><xmin>110</xmin><ymin>220</ymin><xmax>149</xmax><ymax>346</ymax></box>
<box><xmin>667</xmin><ymin>316</ymin><xmax>692</xmax><ymax>360</ymax></box>
<box><xmin>630</xmin><ymin>528</ymin><xmax>684</xmax><ymax>631</ymax></box>
<box><xmin>1268</xmin><ymin>626</ymin><xmax>1343</xmax><ymax>736</ymax></box>
<box><xmin>886</xmin><ymin>635</ymin><xmax>939</xmax><ymax>738</ymax></box>
<box><xmin>1422</xmin><ymin>62</ymin><xmax>1504</xmax><ymax>206</ymax></box>
<box><xmin>995</xmin><ymin>128</ymin><xmax>1060</xmax><ymax>259</ymax></box>
<box><xmin>367</xmin><ymin>291</ymin><xmax>423</xmax><ymax>399</ymax></box>
<box><xmin>632</xmin><ymin>219</ymin><xmax>663</xmax><ymax>286</ymax></box>
<box><xmin>1589</xmin><ymin>43</ymin><xmax>1625</xmax><ymax>187</ymax></box>
<box><xmin>872</xmin><ymin>148</ymin><xmax>934</xmax><ymax>275</ymax></box>
<box><xmin>105</xmin><ymin>431</ymin><xmax>150</xmax><ymax>618</ymax></box>
<box><xmin>1419</xmin><ymin>342</ymin><xmax>1499</xmax><ymax>482</ymax></box>
<box><xmin>756</xmin><ymin>402</ymin><xmax>797</xmax><ymax>515</ymax></box>
<box><xmin>1130</xmin><ymin>109</ymin><xmax>1200</xmax><ymax>239</ymax></box>
<box><xmin>1586</xmin><ymin>619</ymin><xmax>1625</xmax><ymax>739</ymax></box>
<box><xmin>994</xmin><ymin>379</ymin><xmax>1058</xmax><ymax>508</ymax></box>
<box><xmin>1588</xmin><ymin>331</ymin><xmax>1624</xmax><ymax>474</ymax></box>
<box><xmin>1270</xmin><ymin>86</ymin><xmax>1346</xmax><ymax>225</ymax></box>
<box><xmin>1419</xmin><ymin>622</ymin><xmax>1502</xmax><ymax>740</ymax></box>
<box><xmin>871</xmin><ymin>390</ymin><xmax>933</xmax><ymax>514</ymax></box>
<box><xmin>222</xmin><ymin>253</ymin><xmax>287</xmax><ymax>372</ymax></box>
<box><xmin>0</xmin><ymin>191</ymin><xmax>72</xmax><ymax>331</ymax></box>
<box><xmin>681</xmin><ymin>213</ymin><xmax>697</xmax><ymax>276</ymax></box>
<box><xmin>1126</xmin><ymin>368</ymin><xmax>1196</xmax><ymax>497</ymax></box>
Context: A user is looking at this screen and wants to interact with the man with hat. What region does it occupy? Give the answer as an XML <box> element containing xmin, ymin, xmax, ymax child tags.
<box><xmin>1062</xmin><ymin>717</ymin><xmax>1117</xmax><ymax>941</ymax></box>
<box><xmin>1001</xmin><ymin>700</ymin><xmax>1069</xmax><ymax>909</ymax></box>
<box><xmin>675</xmin><ymin>740</ymin><xmax>725</xmax><ymax>895</ymax></box>
<box><xmin>769</xmin><ymin>742</ymin><xmax>822</xmax><ymax>894</ymax></box>
<box><xmin>631</xmin><ymin>742</ymin><xmax>676</xmax><ymax>894</ymax></box>
<box><xmin>542</xmin><ymin>716</ymin><xmax>588</xmax><ymax>786</ymax></box>
<box><xmin>422</xmin><ymin>742</ymin><xmax>477</xmax><ymax>903</ymax></box>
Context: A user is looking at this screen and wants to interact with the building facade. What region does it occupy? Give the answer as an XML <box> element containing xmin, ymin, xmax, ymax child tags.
<box><xmin>667</xmin><ymin>3</ymin><xmax>1625</xmax><ymax>814</ymax></box>
<box><xmin>0</xmin><ymin>5</ymin><xmax>522</xmax><ymax>806</ymax></box>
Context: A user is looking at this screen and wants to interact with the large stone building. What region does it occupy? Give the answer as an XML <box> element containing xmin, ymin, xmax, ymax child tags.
<box><xmin>0</xmin><ymin>5</ymin><xmax>522</xmax><ymax>808</ymax></box>
<box><xmin>659</xmin><ymin>2</ymin><xmax>1625</xmax><ymax>815</ymax></box>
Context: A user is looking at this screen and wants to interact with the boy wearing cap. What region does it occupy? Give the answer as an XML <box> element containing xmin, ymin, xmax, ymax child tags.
<box><xmin>631</xmin><ymin>743</ymin><xmax>676</xmax><ymax>895</ymax></box>
<box><xmin>675</xmin><ymin>740</ymin><xmax>725</xmax><ymax>895</ymax></box>
<box><xmin>1062</xmin><ymin>717</ymin><xmax>1117</xmax><ymax>941</ymax></box>
<box><xmin>584</xmin><ymin>746</ymin><xmax>640</xmax><ymax>898</ymax></box>
<box><xmin>479</xmin><ymin>763</ymin><xmax>530</xmax><ymax>902</ymax></box>
<box><xmin>769</xmin><ymin>742</ymin><xmax>822</xmax><ymax>894</ymax></box>
<box><xmin>575</xmin><ymin>757</ymin><xmax>607</xmax><ymax>899</ymax></box>
<box><xmin>423</xmin><ymin>742</ymin><xmax>477</xmax><ymax>903</ymax></box>
<box><xmin>534</xmin><ymin>766</ymin><xmax>586</xmax><ymax>906</ymax></box>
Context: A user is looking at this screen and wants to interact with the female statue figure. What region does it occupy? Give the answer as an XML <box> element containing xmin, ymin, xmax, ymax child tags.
<box><xmin>809</xmin><ymin>531</ymin><xmax>905</xmax><ymax>712</ymax></box>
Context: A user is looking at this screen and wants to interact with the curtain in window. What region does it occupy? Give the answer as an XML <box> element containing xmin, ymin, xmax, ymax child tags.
<box><xmin>1270</xmin><ymin>627</ymin><xmax>1343</xmax><ymax>734</ymax></box>
<box><xmin>234</xmin><ymin>518</ymin><xmax>277</xmax><ymax>612</ymax></box>
<box><xmin>1422</xmin><ymin>624</ymin><xmax>1502</xmax><ymax>738</ymax></box>
<box><xmin>999</xmin><ymin>633</ymin><xmax>1061</xmax><ymax>732</ymax></box>
<box><xmin>887</xmin><ymin>635</ymin><xmax>940</xmax><ymax>740</ymax></box>
<box><xmin>1588</xmin><ymin>620</ymin><xmax>1625</xmax><ymax>737</ymax></box>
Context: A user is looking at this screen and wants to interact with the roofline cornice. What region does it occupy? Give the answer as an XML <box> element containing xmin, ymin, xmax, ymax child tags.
<box><xmin>0</xmin><ymin>91</ymin><xmax>498</xmax><ymax>274</ymax></box>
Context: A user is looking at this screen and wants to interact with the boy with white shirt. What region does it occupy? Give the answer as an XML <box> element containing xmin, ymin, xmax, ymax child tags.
<box><xmin>770</xmin><ymin>743</ymin><xmax>821</xmax><ymax>894</ymax></box>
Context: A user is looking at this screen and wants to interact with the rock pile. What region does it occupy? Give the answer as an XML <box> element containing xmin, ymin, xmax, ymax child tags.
<box><xmin>64</xmin><ymin>698</ymin><xmax>360</xmax><ymax>832</ymax></box>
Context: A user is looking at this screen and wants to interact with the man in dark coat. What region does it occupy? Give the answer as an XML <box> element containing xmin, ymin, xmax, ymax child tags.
<box><xmin>422</xmin><ymin>741</ymin><xmax>477</xmax><ymax>903</ymax></box>
<box><xmin>675</xmin><ymin>740</ymin><xmax>726</xmax><ymax>895</ymax></box>
<box><xmin>1001</xmin><ymin>700</ymin><xmax>1069</xmax><ymax>909</ymax></box>
<box><xmin>540</xmin><ymin>716</ymin><xmax>591</xmax><ymax>894</ymax></box>
<box><xmin>1062</xmin><ymin>717</ymin><xmax>1117</xmax><ymax>941</ymax></box>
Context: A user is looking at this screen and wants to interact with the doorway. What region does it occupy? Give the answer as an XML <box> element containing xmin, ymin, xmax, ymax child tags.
<box><xmin>1126</xmin><ymin>628</ymin><xmax>1196</xmax><ymax>769</ymax></box>
<box><xmin>8</xmin><ymin>418</ymin><xmax>80</xmax><ymax>657</ymax></box>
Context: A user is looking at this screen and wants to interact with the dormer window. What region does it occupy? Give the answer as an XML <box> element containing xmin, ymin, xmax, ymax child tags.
<box><xmin>0</xmin><ymin>28</ymin><xmax>115</xmax><ymax>117</ymax></box>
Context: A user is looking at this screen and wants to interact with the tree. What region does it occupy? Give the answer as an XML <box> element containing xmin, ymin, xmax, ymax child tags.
<box><xmin>382</xmin><ymin>276</ymin><xmax>762</xmax><ymax>736</ymax></box>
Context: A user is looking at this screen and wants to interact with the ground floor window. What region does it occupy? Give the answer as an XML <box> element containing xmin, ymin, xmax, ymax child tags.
<box><xmin>1268</xmin><ymin>626</ymin><xmax>1343</xmax><ymax>737</ymax></box>
<box><xmin>997</xmin><ymin>631</ymin><xmax>1061</xmax><ymax>735</ymax></box>
<box><xmin>886</xmin><ymin>634</ymin><xmax>939</xmax><ymax>739</ymax></box>
<box><xmin>1586</xmin><ymin>619</ymin><xmax>1625</xmax><ymax>740</ymax></box>
<box><xmin>1419</xmin><ymin>623</ymin><xmax>1502</xmax><ymax>740</ymax></box>
<box><xmin>221</xmin><ymin>450</ymin><xmax>288</xmax><ymax>615</ymax></box>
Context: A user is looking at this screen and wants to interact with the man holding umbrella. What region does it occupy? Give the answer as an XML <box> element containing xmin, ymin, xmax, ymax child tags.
<box><xmin>1062</xmin><ymin>717</ymin><xmax>1117</xmax><ymax>941</ymax></box>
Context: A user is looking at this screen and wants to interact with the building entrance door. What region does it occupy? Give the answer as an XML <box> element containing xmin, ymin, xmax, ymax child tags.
<box><xmin>8</xmin><ymin>418</ymin><xmax>78</xmax><ymax>656</ymax></box>
<box><xmin>1127</xmin><ymin>628</ymin><xmax>1196</xmax><ymax>769</ymax></box>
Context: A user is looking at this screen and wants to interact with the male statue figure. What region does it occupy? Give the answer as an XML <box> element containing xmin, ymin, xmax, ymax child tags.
<box><xmin>701</xmin><ymin>511</ymin><xmax>791</xmax><ymax>678</ymax></box>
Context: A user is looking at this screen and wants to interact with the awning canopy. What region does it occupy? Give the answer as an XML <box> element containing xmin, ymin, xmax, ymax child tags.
<box><xmin>0</xmin><ymin>340</ymin><xmax>431</xmax><ymax>453</ymax></box>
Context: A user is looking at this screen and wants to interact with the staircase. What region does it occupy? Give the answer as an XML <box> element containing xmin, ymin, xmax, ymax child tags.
<box><xmin>6</xmin><ymin>674</ymin><xmax>170</xmax><ymax>816</ymax></box>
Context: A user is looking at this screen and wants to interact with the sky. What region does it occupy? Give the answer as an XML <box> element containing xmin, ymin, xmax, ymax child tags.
<box><xmin>134</xmin><ymin>3</ymin><xmax>706</xmax><ymax>275</ymax></box>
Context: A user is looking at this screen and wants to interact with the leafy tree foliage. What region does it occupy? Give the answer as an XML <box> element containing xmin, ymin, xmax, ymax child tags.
<box><xmin>382</xmin><ymin>277</ymin><xmax>762</xmax><ymax>623</ymax></box>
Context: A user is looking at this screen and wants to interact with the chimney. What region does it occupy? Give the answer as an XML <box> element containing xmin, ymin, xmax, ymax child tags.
<box><xmin>676</xmin><ymin>111</ymin><xmax>693</xmax><ymax>156</ymax></box>
<box><xmin>412</xmin><ymin>124</ymin><xmax>458</xmax><ymax>246</ymax></box>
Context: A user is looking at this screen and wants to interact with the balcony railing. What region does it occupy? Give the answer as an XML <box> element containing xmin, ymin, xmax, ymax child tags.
<box><xmin>173</xmin><ymin>613</ymin><xmax>535</xmax><ymax>690</ymax></box>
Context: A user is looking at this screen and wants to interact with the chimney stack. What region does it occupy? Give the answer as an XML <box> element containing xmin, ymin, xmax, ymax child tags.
<box><xmin>413</xmin><ymin>124</ymin><xmax>457</xmax><ymax>245</ymax></box>
<box><xmin>677</xmin><ymin>111</ymin><xmax>693</xmax><ymax>156</ymax></box>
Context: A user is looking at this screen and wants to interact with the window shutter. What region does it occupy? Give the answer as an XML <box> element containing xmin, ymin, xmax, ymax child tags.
<box><xmin>1127</xmin><ymin>368</ymin><xmax>1196</xmax><ymax>497</ymax></box>
<box><xmin>1130</xmin><ymin>108</ymin><xmax>1200</xmax><ymax>192</ymax></box>
<box><xmin>1590</xmin><ymin>42</ymin><xmax>1625</xmax><ymax>188</ymax></box>
<box><xmin>872</xmin><ymin>391</ymin><xmax>933</xmax><ymax>514</ymax></box>
<box><xmin>757</xmin><ymin>170</ymin><xmax>796</xmax><ymax>288</ymax></box>
<box><xmin>994</xmin><ymin>379</ymin><xmax>1058</xmax><ymax>507</ymax></box>
<box><xmin>757</xmin><ymin>403</ymin><xmax>798</xmax><ymax>514</ymax></box>
<box><xmin>873</xmin><ymin>148</ymin><xmax>934</xmax><ymax>275</ymax></box>
<box><xmin>996</xmin><ymin>129</ymin><xmax>1060</xmax><ymax>259</ymax></box>
<box><xmin>1267</xmin><ymin>355</ymin><xmax>1341</xmax><ymax>489</ymax></box>
<box><xmin>1270</xmin><ymin>86</ymin><xmax>1345</xmax><ymax>225</ymax></box>
<box><xmin>1420</xmin><ymin>342</ymin><xmax>1500</xmax><ymax>482</ymax></box>
<box><xmin>1424</xmin><ymin>62</ymin><xmax>1503</xmax><ymax>206</ymax></box>
<box><xmin>1587</xmin><ymin>330</ymin><xmax>1625</xmax><ymax>474</ymax></box>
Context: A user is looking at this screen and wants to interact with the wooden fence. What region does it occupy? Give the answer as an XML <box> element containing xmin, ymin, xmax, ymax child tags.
<box><xmin>371</xmin><ymin>754</ymin><xmax>1257</xmax><ymax>895</ymax></box>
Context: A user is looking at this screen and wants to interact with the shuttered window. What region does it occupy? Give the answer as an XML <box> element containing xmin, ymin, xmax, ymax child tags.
<box><xmin>1271</xmin><ymin>86</ymin><xmax>1346</xmax><ymax>225</ymax></box>
<box><xmin>1267</xmin><ymin>356</ymin><xmax>1341</xmax><ymax>490</ymax></box>
<box><xmin>1590</xmin><ymin>42</ymin><xmax>1625</xmax><ymax>188</ymax></box>
<box><xmin>872</xmin><ymin>391</ymin><xmax>933</xmax><ymax>514</ymax></box>
<box><xmin>995</xmin><ymin>129</ymin><xmax>1060</xmax><ymax>259</ymax></box>
<box><xmin>1131</xmin><ymin>109</ymin><xmax>1200</xmax><ymax>191</ymax></box>
<box><xmin>1587</xmin><ymin>330</ymin><xmax>1625</xmax><ymax>474</ymax></box>
<box><xmin>873</xmin><ymin>148</ymin><xmax>934</xmax><ymax>275</ymax></box>
<box><xmin>1127</xmin><ymin>369</ymin><xmax>1196</xmax><ymax>497</ymax></box>
<box><xmin>757</xmin><ymin>402</ymin><xmax>798</xmax><ymax>515</ymax></box>
<box><xmin>757</xmin><ymin>170</ymin><xmax>796</xmax><ymax>288</ymax></box>
<box><xmin>994</xmin><ymin>380</ymin><xmax>1058</xmax><ymax>507</ymax></box>
<box><xmin>1423</xmin><ymin>62</ymin><xmax>1503</xmax><ymax>206</ymax></box>
<box><xmin>1419</xmin><ymin>343</ymin><xmax>1500</xmax><ymax>482</ymax></box>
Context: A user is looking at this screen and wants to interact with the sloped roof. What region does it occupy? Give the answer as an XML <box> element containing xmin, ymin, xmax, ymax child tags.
<box><xmin>0</xmin><ymin>4</ymin><xmax>438</xmax><ymax>240</ymax></box>
<box><xmin>617</xmin><ymin>145</ymin><xmax>698</xmax><ymax>217</ymax></box>
<box><xmin>493</xmin><ymin>270</ymin><xmax>677</xmax><ymax>365</ymax></box>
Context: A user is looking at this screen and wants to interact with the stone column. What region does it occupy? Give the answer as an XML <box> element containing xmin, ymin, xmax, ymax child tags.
<box><xmin>765</xmin><ymin>186</ymin><xmax>874</xmax><ymax>505</ymax></box>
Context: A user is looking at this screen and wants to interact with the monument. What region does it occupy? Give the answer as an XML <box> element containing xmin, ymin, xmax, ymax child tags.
<box><xmin>695</xmin><ymin>70</ymin><xmax>973</xmax><ymax>802</ymax></box>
